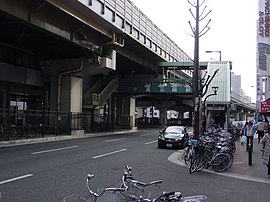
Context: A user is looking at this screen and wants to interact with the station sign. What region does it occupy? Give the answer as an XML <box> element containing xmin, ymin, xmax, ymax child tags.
<box><xmin>207</xmin><ymin>106</ymin><xmax>225</xmax><ymax>111</ymax></box>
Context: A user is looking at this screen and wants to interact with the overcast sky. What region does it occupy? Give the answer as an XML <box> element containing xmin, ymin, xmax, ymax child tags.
<box><xmin>131</xmin><ymin>0</ymin><xmax>258</xmax><ymax>102</ymax></box>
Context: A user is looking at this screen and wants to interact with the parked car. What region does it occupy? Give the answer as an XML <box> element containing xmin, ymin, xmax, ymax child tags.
<box><xmin>158</xmin><ymin>126</ymin><xmax>189</xmax><ymax>149</ymax></box>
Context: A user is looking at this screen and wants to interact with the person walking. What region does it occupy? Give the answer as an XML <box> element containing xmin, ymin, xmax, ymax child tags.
<box><xmin>255</xmin><ymin>119</ymin><xmax>266</xmax><ymax>143</ymax></box>
<box><xmin>260</xmin><ymin>129</ymin><xmax>270</xmax><ymax>175</ymax></box>
<box><xmin>242</xmin><ymin>121</ymin><xmax>256</xmax><ymax>152</ymax></box>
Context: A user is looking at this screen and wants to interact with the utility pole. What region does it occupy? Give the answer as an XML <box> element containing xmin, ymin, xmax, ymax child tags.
<box><xmin>188</xmin><ymin>0</ymin><xmax>211</xmax><ymax>139</ymax></box>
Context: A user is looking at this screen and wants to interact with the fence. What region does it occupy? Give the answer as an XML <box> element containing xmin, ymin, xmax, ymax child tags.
<box><xmin>0</xmin><ymin>108</ymin><xmax>132</xmax><ymax>141</ymax></box>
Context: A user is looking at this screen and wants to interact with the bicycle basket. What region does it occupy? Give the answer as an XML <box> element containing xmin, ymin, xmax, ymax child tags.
<box><xmin>63</xmin><ymin>194</ymin><xmax>91</xmax><ymax>202</ymax></box>
<box><xmin>121</xmin><ymin>184</ymin><xmax>151</xmax><ymax>201</ymax></box>
<box><xmin>188</xmin><ymin>139</ymin><xmax>198</xmax><ymax>147</ymax></box>
<box><xmin>96</xmin><ymin>189</ymin><xmax>125</xmax><ymax>202</ymax></box>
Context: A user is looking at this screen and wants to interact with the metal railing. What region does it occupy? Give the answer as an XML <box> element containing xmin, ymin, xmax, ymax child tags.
<box><xmin>83</xmin><ymin>79</ymin><xmax>119</xmax><ymax>107</ymax></box>
<box><xmin>0</xmin><ymin>108</ymin><xmax>132</xmax><ymax>141</ymax></box>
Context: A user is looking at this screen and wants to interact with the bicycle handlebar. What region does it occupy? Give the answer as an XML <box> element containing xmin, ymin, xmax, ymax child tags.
<box><xmin>86</xmin><ymin>174</ymin><xmax>126</xmax><ymax>197</ymax></box>
<box><xmin>122</xmin><ymin>166</ymin><xmax>163</xmax><ymax>190</ymax></box>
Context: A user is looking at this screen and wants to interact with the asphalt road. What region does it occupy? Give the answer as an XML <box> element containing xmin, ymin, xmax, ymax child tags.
<box><xmin>0</xmin><ymin>129</ymin><xmax>269</xmax><ymax>202</ymax></box>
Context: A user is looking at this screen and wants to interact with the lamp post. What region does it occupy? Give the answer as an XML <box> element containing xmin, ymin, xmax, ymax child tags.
<box><xmin>205</xmin><ymin>50</ymin><xmax>222</xmax><ymax>61</ymax></box>
<box><xmin>202</xmin><ymin>86</ymin><xmax>219</xmax><ymax>132</ymax></box>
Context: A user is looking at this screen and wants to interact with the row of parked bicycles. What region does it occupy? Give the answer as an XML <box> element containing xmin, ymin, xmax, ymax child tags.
<box><xmin>183</xmin><ymin>127</ymin><xmax>236</xmax><ymax>174</ymax></box>
<box><xmin>63</xmin><ymin>165</ymin><xmax>207</xmax><ymax>202</ymax></box>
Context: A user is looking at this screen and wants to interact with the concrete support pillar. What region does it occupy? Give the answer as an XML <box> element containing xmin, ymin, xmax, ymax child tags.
<box><xmin>58</xmin><ymin>75</ymin><xmax>83</xmax><ymax>134</ymax></box>
<box><xmin>233</xmin><ymin>112</ymin><xmax>240</xmax><ymax>121</ymax></box>
<box><xmin>71</xmin><ymin>76</ymin><xmax>83</xmax><ymax>113</ymax></box>
<box><xmin>122</xmin><ymin>97</ymin><xmax>136</xmax><ymax>129</ymax></box>
<box><xmin>49</xmin><ymin>76</ymin><xmax>58</xmax><ymax>111</ymax></box>
<box><xmin>225</xmin><ymin>105</ymin><xmax>230</xmax><ymax>131</ymax></box>
<box><xmin>178</xmin><ymin>111</ymin><xmax>183</xmax><ymax>119</ymax></box>
<box><xmin>159</xmin><ymin>108</ymin><xmax>167</xmax><ymax>126</ymax></box>
<box><xmin>0</xmin><ymin>85</ymin><xmax>8</xmax><ymax>109</ymax></box>
<box><xmin>61</xmin><ymin>76</ymin><xmax>82</xmax><ymax>112</ymax></box>
<box><xmin>129</xmin><ymin>98</ymin><xmax>136</xmax><ymax>129</ymax></box>
<box><xmin>135</xmin><ymin>107</ymin><xmax>144</xmax><ymax>118</ymax></box>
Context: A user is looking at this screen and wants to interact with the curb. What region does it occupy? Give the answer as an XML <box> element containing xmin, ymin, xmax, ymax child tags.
<box><xmin>168</xmin><ymin>150</ymin><xmax>270</xmax><ymax>184</ymax></box>
<box><xmin>0</xmin><ymin>129</ymin><xmax>139</xmax><ymax>148</ymax></box>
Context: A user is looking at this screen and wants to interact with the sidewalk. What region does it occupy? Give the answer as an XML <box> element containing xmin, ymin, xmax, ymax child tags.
<box><xmin>168</xmin><ymin>134</ymin><xmax>270</xmax><ymax>183</ymax></box>
<box><xmin>0</xmin><ymin>129</ymin><xmax>139</xmax><ymax>148</ymax></box>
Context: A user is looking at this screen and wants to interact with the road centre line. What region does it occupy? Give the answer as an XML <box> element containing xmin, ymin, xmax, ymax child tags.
<box><xmin>105</xmin><ymin>138</ymin><xmax>126</xmax><ymax>142</ymax></box>
<box><xmin>145</xmin><ymin>140</ymin><xmax>157</xmax><ymax>145</ymax></box>
<box><xmin>0</xmin><ymin>174</ymin><xmax>34</xmax><ymax>185</ymax></box>
<box><xmin>92</xmin><ymin>149</ymin><xmax>127</xmax><ymax>159</ymax></box>
<box><xmin>32</xmin><ymin>145</ymin><xmax>78</xmax><ymax>155</ymax></box>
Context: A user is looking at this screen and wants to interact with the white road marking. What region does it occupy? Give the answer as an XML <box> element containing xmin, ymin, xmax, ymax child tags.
<box><xmin>32</xmin><ymin>145</ymin><xmax>78</xmax><ymax>155</ymax></box>
<box><xmin>105</xmin><ymin>138</ymin><xmax>126</xmax><ymax>142</ymax></box>
<box><xmin>92</xmin><ymin>149</ymin><xmax>127</xmax><ymax>159</ymax></box>
<box><xmin>140</xmin><ymin>134</ymin><xmax>151</xmax><ymax>137</ymax></box>
<box><xmin>0</xmin><ymin>174</ymin><xmax>34</xmax><ymax>185</ymax></box>
<box><xmin>145</xmin><ymin>140</ymin><xmax>158</xmax><ymax>145</ymax></box>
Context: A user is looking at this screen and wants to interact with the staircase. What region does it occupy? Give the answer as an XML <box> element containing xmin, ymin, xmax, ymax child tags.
<box><xmin>83</xmin><ymin>79</ymin><xmax>118</xmax><ymax>108</ymax></box>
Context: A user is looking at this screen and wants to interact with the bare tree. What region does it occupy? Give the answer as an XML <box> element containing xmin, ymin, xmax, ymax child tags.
<box><xmin>187</xmin><ymin>0</ymin><xmax>211</xmax><ymax>138</ymax></box>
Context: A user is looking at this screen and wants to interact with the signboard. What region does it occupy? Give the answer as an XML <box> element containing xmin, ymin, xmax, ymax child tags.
<box><xmin>260</xmin><ymin>99</ymin><xmax>270</xmax><ymax>113</ymax></box>
<box><xmin>207</xmin><ymin>106</ymin><xmax>225</xmax><ymax>111</ymax></box>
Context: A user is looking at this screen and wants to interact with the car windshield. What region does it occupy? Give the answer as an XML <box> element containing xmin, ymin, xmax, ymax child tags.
<box><xmin>165</xmin><ymin>127</ymin><xmax>183</xmax><ymax>134</ymax></box>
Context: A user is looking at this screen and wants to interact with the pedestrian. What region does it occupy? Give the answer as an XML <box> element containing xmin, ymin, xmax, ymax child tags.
<box><xmin>255</xmin><ymin>119</ymin><xmax>266</xmax><ymax>143</ymax></box>
<box><xmin>260</xmin><ymin>128</ymin><xmax>270</xmax><ymax>175</ymax></box>
<box><xmin>242</xmin><ymin>121</ymin><xmax>256</xmax><ymax>151</ymax></box>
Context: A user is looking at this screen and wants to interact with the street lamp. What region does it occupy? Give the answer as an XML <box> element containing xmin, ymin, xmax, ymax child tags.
<box><xmin>202</xmin><ymin>86</ymin><xmax>219</xmax><ymax>132</ymax></box>
<box><xmin>205</xmin><ymin>50</ymin><xmax>222</xmax><ymax>61</ymax></box>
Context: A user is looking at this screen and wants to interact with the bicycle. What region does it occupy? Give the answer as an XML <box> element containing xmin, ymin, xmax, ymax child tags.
<box><xmin>129</xmin><ymin>190</ymin><xmax>207</xmax><ymax>202</ymax></box>
<box><xmin>189</xmin><ymin>144</ymin><xmax>229</xmax><ymax>173</ymax></box>
<box><xmin>121</xmin><ymin>166</ymin><xmax>207</xmax><ymax>202</ymax></box>
<box><xmin>183</xmin><ymin>138</ymin><xmax>198</xmax><ymax>165</ymax></box>
<box><xmin>64</xmin><ymin>174</ymin><xmax>126</xmax><ymax>202</ymax></box>
<box><xmin>121</xmin><ymin>165</ymin><xmax>163</xmax><ymax>201</ymax></box>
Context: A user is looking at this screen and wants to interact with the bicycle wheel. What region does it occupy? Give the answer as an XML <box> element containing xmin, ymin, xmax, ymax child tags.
<box><xmin>189</xmin><ymin>156</ymin><xmax>198</xmax><ymax>173</ymax></box>
<box><xmin>211</xmin><ymin>153</ymin><xmax>229</xmax><ymax>172</ymax></box>
<box><xmin>184</xmin><ymin>147</ymin><xmax>191</xmax><ymax>165</ymax></box>
<box><xmin>224</xmin><ymin>152</ymin><xmax>233</xmax><ymax>169</ymax></box>
<box><xmin>195</xmin><ymin>155</ymin><xmax>206</xmax><ymax>171</ymax></box>
<box><xmin>189</xmin><ymin>155</ymin><xmax>206</xmax><ymax>173</ymax></box>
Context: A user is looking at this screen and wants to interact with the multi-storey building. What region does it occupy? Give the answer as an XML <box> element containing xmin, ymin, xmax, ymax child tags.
<box><xmin>257</xmin><ymin>0</ymin><xmax>270</xmax><ymax>110</ymax></box>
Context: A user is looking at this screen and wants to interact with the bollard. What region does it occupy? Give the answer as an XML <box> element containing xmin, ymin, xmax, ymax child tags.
<box><xmin>248</xmin><ymin>143</ymin><xmax>252</xmax><ymax>166</ymax></box>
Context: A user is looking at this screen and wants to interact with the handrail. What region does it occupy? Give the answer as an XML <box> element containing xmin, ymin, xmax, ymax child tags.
<box><xmin>85</xmin><ymin>80</ymin><xmax>102</xmax><ymax>95</ymax></box>
<box><xmin>83</xmin><ymin>79</ymin><xmax>119</xmax><ymax>106</ymax></box>
<box><xmin>97</xmin><ymin>79</ymin><xmax>119</xmax><ymax>105</ymax></box>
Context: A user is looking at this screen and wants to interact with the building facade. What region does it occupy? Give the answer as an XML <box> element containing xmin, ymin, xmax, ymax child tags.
<box><xmin>258</xmin><ymin>0</ymin><xmax>270</xmax><ymax>108</ymax></box>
